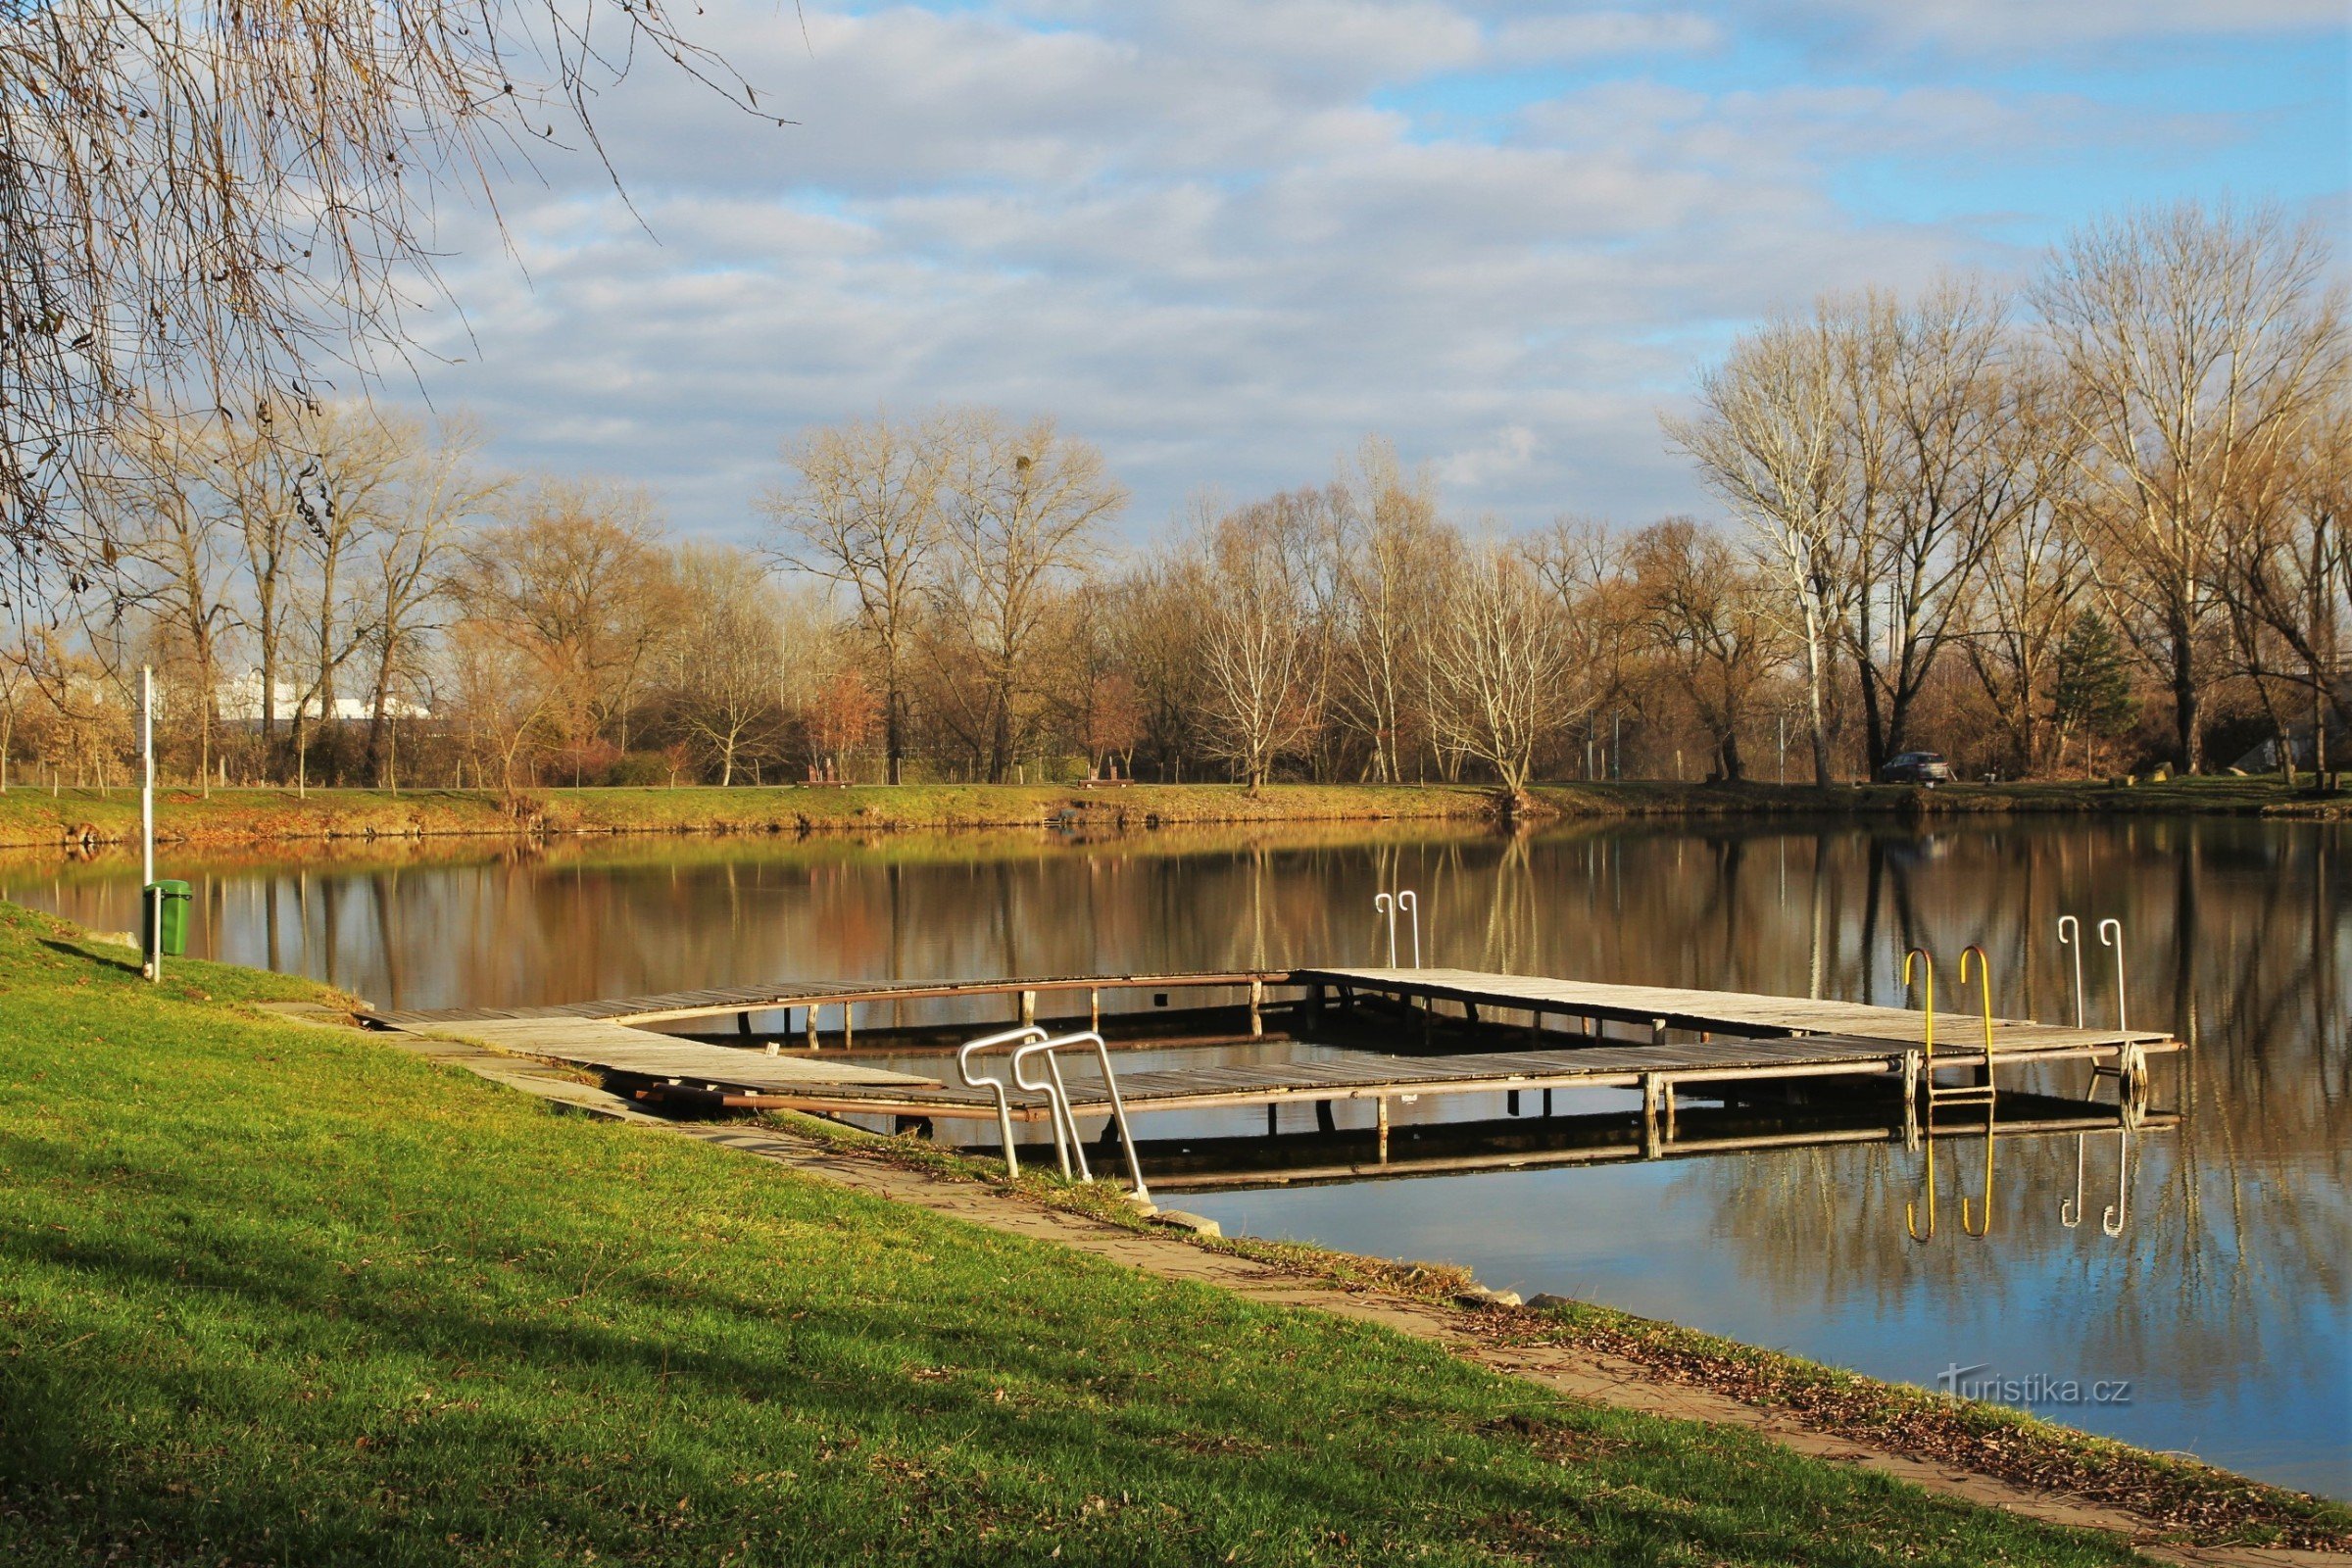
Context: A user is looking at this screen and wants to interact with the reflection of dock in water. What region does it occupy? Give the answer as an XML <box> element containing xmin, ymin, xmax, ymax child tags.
<box><xmin>375</xmin><ymin>965</ymin><xmax>2180</xmax><ymax>1185</ymax></box>
<box><xmin>1129</xmin><ymin>1096</ymin><xmax>2176</xmax><ymax>1193</ymax></box>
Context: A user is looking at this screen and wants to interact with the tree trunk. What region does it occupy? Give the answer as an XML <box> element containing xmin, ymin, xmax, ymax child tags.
<box><xmin>2170</xmin><ymin>608</ymin><xmax>2201</xmax><ymax>772</ymax></box>
<box><xmin>1802</xmin><ymin>606</ymin><xmax>1834</xmax><ymax>785</ymax></box>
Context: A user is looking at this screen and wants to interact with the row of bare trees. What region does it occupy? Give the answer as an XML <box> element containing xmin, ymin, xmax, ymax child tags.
<box><xmin>1672</xmin><ymin>200</ymin><xmax>2347</xmax><ymax>783</ymax></box>
<box><xmin>3</xmin><ymin>201</ymin><xmax>2341</xmax><ymax>794</ymax></box>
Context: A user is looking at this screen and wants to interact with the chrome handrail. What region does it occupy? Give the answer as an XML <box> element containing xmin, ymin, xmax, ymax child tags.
<box><xmin>1010</xmin><ymin>1032</ymin><xmax>1152</xmax><ymax>1200</ymax></box>
<box><xmin>2098</xmin><ymin>917</ymin><xmax>2127</xmax><ymax>1031</ymax></box>
<box><xmin>1397</xmin><ymin>890</ymin><xmax>1421</xmax><ymax>968</ymax></box>
<box><xmin>1903</xmin><ymin>946</ymin><xmax>1936</xmax><ymax>1244</ymax></box>
<box><xmin>1010</xmin><ymin>1040</ymin><xmax>1087</xmax><ymax>1180</ymax></box>
<box><xmin>2057</xmin><ymin>915</ymin><xmax>2084</xmax><ymax>1028</ymax></box>
<box><xmin>956</xmin><ymin>1025</ymin><xmax>1047</xmax><ymax>1177</ymax></box>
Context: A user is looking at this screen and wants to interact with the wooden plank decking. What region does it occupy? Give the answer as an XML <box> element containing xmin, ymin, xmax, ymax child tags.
<box><xmin>675</xmin><ymin>1034</ymin><xmax>1918</xmax><ymax>1122</ymax></box>
<box><xmin>1299</xmin><ymin>966</ymin><xmax>2175</xmax><ymax>1054</ymax></box>
<box><xmin>378</xmin><ymin>971</ymin><xmax>1279</xmax><ymax>1031</ymax></box>
<box><xmin>375</xmin><ymin>965</ymin><xmax>2180</xmax><ymax>1137</ymax></box>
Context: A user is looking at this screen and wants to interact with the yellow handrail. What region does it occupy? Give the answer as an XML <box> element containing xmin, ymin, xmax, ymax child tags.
<box><xmin>1902</xmin><ymin>947</ymin><xmax>1936</xmax><ymax>1243</ymax></box>
<box><xmin>1957</xmin><ymin>945</ymin><xmax>1997</xmax><ymax>1237</ymax></box>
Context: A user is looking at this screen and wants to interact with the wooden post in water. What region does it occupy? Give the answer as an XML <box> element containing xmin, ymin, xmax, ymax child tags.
<box><xmin>1019</xmin><ymin>990</ymin><xmax>1037</xmax><ymax>1029</ymax></box>
<box><xmin>805</xmin><ymin>1005</ymin><xmax>819</xmax><ymax>1051</ymax></box>
<box><xmin>1089</xmin><ymin>988</ymin><xmax>1100</xmax><ymax>1030</ymax></box>
<box><xmin>1641</xmin><ymin>1073</ymin><xmax>1663</xmax><ymax>1158</ymax></box>
<box><xmin>842</xmin><ymin>1003</ymin><xmax>854</xmax><ymax>1051</ymax></box>
<box><xmin>1376</xmin><ymin>1097</ymin><xmax>1390</xmax><ymax>1161</ymax></box>
<box><xmin>1650</xmin><ymin>1017</ymin><xmax>1668</xmax><ymax>1047</ymax></box>
<box><xmin>1249</xmin><ymin>977</ymin><xmax>1265</xmax><ymax>1037</ymax></box>
<box><xmin>1900</xmin><ymin>1051</ymin><xmax>1923</xmax><ymax>1150</ymax></box>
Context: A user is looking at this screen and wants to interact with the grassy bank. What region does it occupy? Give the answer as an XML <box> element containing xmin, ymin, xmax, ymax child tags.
<box><xmin>0</xmin><ymin>772</ymin><xmax>2342</xmax><ymax>852</ymax></box>
<box><xmin>0</xmin><ymin>904</ymin><xmax>2172</xmax><ymax>1565</ymax></box>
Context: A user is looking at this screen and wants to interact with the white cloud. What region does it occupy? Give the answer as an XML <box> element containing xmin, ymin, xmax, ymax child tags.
<box><xmin>374</xmin><ymin>0</ymin><xmax>2331</xmax><ymax>543</ymax></box>
<box><xmin>1491</xmin><ymin>11</ymin><xmax>1722</xmax><ymax>63</ymax></box>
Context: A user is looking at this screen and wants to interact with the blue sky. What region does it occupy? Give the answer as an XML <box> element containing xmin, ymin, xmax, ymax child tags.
<box><xmin>397</xmin><ymin>0</ymin><xmax>2349</xmax><ymax>544</ymax></box>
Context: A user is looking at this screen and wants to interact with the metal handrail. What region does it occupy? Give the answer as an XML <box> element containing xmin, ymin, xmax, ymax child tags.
<box><xmin>1955</xmin><ymin>945</ymin><xmax>1997</xmax><ymax>1237</ymax></box>
<box><xmin>2098</xmin><ymin>918</ymin><xmax>2127</xmax><ymax>1031</ymax></box>
<box><xmin>2103</xmin><ymin>1124</ymin><xmax>2132</xmax><ymax>1238</ymax></box>
<box><xmin>956</xmin><ymin>1025</ymin><xmax>1047</xmax><ymax>1176</ymax></box>
<box><xmin>1372</xmin><ymin>890</ymin><xmax>1422</xmax><ymax>969</ymax></box>
<box><xmin>1903</xmin><ymin>946</ymin><xmax>1936</xmax><ymax>1244</ymax></box>
<box><xmin>2058</xmin><ymin>915</ymin><xmax>2087</xmax><ymax>1226</ymax></box>
<box><xmin>2057</xmin><ymin>915</ymin><xmax>2084</xmax><ymax>1028</ymax></box>
<box><xmin>1009</xmin><ymin>1033</ymin><xmax>1152</xmax><ymax>1200</ymax></box>
<box><xmin>1010</xmin><ymin>1040</ymin><xmax>1087</xmax><ymax>1180</ymax></box>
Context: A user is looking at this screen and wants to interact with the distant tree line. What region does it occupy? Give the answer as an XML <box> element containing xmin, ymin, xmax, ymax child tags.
<box><xmin>3</xmin><ymin>200</ymin><xmax>2343</xmax><ymax>794</ymax></box>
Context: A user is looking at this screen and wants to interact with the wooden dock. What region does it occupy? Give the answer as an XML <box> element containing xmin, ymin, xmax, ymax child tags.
<box><xmin>376</xmin><ymin>964</ymin><xmax>2180</xmax><ymax>1168</ymax></box>
<box><xmin>1296</xmin><ymin>966</ymin><xmax>2173</xmax><ymax>1054</ymax></box>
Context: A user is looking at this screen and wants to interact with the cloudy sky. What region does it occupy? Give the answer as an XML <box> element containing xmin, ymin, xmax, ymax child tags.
<box><xmin>393</xmin><ymin>0</ymin><xmax>2347</xmax><ymax>544</ymax></box>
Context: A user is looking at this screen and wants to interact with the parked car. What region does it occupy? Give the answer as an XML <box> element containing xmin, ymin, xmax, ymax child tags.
<box><xmin>1881</xmin><ymin>751</ymin><xmax>1954</xmax><ymax>786</ymax></box>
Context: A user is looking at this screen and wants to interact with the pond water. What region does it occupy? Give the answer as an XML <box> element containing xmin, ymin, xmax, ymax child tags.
<box><xmin>10</xmin><ymin>815</ymin><xmax>2347</xmax><ymax>1497</ymax></box>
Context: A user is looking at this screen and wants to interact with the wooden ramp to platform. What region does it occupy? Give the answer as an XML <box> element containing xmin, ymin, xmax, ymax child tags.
<box><xmin>402</xmin><ymin>1015</ymin><xmax>931</xmax><ymax>1092</ymax></box>
<box><xmin>379</xmin><ymin>971</ymin><xmax>1277</xmax><ymax>1032</ymax></box>
<box><xmin>1298</xmin><ymin>966</ymin><xmax>2176</xmax><ymax>1055</ymax></box>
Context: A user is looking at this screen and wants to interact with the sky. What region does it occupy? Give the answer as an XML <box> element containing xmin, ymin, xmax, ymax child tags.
<box><xmin>388</xmin><ymin>0</ymin><xmax>2350</xmax><ymax>546</ymax></box>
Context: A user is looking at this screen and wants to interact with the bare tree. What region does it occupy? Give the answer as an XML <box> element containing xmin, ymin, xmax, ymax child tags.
<box><xmin>2219</xmin><ymin>388</ymin><xmax>2352</xmax><ymax>773</ymax></box>
<box><xmin>1104</xmin><ymin>554</ymin><xmax>1210</xmax><ymax>780</ymax></box>
<box><xmin>1327</xmin><ymin>438</ymin><xmax>1451</xmax><ymax>782</ymax></box>
<box><xmin>455</xmin><ymin>479</ymin><xmax>677</xmax><ymax>781</ymax></box>
<box><xmin>1667</xmin><ymin>315</ymin><xmax>1851</xmax><ymax>784</ymax></box>
<box><xmin>1199</xmin><ymin>493</ymin><xmax>1324</xmax><ymax>792</ymax></box>
<box><xmin>1624</xmin><ymin>518</ymin><xmax>1784</xmax><ymax>781</ymax></box>
<box><xmin>1426</xmin><ymin>537</ymin><xmax>1574</xmax><ymax>796</ymax></box>
<box><xmin>764</xmin><ymin>415</ymin><xmax>950</xmax><ymax>784</ymax></box>
<box><xmin>1833</xmin><ymin>281</ymin><xmax>2024</xmax><ymax>771</ymax></box>
<box><xmin>355</xmin><ymin>415</ymin><xmax>500</xmax><ymax>786</ymax></box>
<box><xmin>669</xmin><ymin>544</ymin><xmax>785</xmax><ymax>786</ymax></box>
<box><xmin>1960</xmin><ymin>363</ymin><xmax>2095</xmax><ymax>774</ymax></box>
<box><xmin>2</xmin><ymin>0</ymin><xmax>765</xmax><ymax>576</ymax></box>
<box><xmin>102</xmin><ymin>411</ymin><xmax>237</xmax><ymax>790</ymax></box>
<box><xmin>934</xmin><ymin>413</ymin><xmax>1125</xmax><ymax>780</ymax></box>
<box><xmin>2034</xmin><ymin>201</ymin><xmax>2347</xmax><ymax>771</ymax></box>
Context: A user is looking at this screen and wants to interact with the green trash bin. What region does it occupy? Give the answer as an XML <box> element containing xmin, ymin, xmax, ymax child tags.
<box><xmin>143</xmin><ymin>880</ymin><xmax>192</xmax><ymax>958</ymax></box>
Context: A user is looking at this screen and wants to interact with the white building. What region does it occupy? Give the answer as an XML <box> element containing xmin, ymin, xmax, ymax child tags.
<box><xmin>215</xmin><ymin>669</ymin><xmax>430</xmax><ymax>726</ymax></box>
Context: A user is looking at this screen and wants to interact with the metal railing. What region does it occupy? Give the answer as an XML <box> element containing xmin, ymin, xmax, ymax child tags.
<box><xmin>955</xmin><ymin>1024</ymin><xmax>1152</xmax><ymax>1200</ymax></box>
<box><xmin>1011</xmin><ymin>1033</ymin><xmax>1151</xmax><ymax>1200</ymax></box>
<box><xmin>1373</xmin><ymin>889</ymin><xmax>1421</xmax><ymax>968</ymax></box>
<box><xmin>956</xmin><ymin>1025</ymin><xmax>1047</xmax><ymax>1175</ymax></box>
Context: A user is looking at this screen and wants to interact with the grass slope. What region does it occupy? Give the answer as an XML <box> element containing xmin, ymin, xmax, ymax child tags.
<box><xmin>0</xmin><ymin>907</ymin><xmax>2154</xmax><ymax>1565</ymax></box>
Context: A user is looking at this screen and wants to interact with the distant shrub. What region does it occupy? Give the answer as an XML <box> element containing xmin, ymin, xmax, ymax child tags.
<box><xmin>603</xmin><ymin>752</ymin><xmax>674</xmax><ymax>787</ymax></box>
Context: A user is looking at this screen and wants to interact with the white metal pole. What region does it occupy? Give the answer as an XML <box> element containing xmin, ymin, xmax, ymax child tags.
<box><xmin>141</xmin><ymin>665</ymin><xmax>155</xmax><ymax>887</ymax></box>
<box><xmin>141</xmin><ymin>665</ymin><xmax>157</xmax><ymax>982</ymax></box>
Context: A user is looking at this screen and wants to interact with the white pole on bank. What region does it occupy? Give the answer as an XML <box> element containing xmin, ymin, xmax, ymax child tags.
<box><xmin>141</xmin><ymin>666</ymin><xmax>156</xmax><ymax>981</ymax></box>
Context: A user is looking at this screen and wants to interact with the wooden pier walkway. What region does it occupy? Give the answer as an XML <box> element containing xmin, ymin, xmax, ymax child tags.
<box><xmin>375</xmin><ymin>965</ymin><xmax>2180</xmax><ymax>1165</ymax></box>
<box><xmin>1297</xmin><ymin>967</ymin><xmax>2173</xmax><ymax>1054</ymax></box>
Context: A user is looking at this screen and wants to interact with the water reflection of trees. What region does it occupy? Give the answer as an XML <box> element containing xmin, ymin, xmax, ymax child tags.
<box><xmin>11</xmin><ymin>816</ymin><xmax>2344</xmax><ymax>1398</ymax></box>
<box><xmin>1646</xmin><ymin>822</ymin><xmax>2350</xmax><ymax>1401</ymax></box>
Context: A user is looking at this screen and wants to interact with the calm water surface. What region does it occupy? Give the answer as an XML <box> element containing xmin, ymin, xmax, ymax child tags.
<box><xmin>11</xmin><ymin>817</ymin><xmax>2347</xmax><ymax>1496</ymax></box>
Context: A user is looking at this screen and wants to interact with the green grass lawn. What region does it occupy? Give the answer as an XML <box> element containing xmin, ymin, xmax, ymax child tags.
<box><xmin>0</xmin><ymin>905</ymin><xmax>2155</xmax><ymax>1565</ymax></box>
